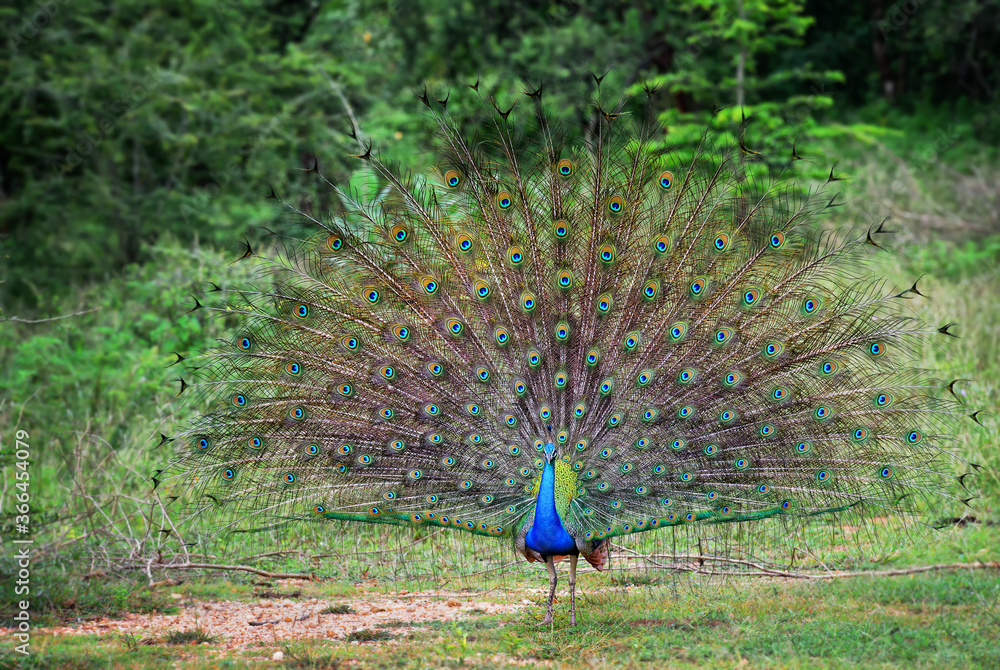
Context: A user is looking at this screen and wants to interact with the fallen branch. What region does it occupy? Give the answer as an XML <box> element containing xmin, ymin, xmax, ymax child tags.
<box><xmin>610</xmin><ymin>554</ymin><xmax>999</xmax><ymax>579</ymax></box>
<box><xmin>107</xmin><ymin>555</ymin><xmax>999</xmax><ymax>584</ymax></box>
<box><xmin>143</xmin><ymin>562</ymin><xmax>318</xmax><ymax>580</ymax></box>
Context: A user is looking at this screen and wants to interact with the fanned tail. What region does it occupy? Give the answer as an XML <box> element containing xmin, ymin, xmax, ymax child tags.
<box><xmin>164</xmin><ymin>84</ymin><xmax>976</xmax><ymax>555</ymax></box>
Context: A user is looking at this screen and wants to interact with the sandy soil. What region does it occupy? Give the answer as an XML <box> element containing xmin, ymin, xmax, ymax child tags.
<box><xmin>35</xmin><ymin>588</ymin><xmax>530</xmax><ymax>649</ymax></box>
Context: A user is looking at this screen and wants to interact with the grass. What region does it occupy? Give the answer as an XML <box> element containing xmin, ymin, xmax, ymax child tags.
<box><xmin>0</xmin><ymin>125</ymin><xmax>998</xmax><ymax>668</ymax></box>
<box><xmin>2</xmin><ymin>550</ymin><xmax>997</xmax><ymax>668</ymax></box>
<box><xmin>163</xmin><ymin>629</ymin><xmax>216</xmax><ymax>645</ymax></box>
<box><xmin>345</xmin><ymin>629</ymin><xmax>393</xmax><ymax>643</ymax></box>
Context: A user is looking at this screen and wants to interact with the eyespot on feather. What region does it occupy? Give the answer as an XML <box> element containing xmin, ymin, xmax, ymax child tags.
<box><xmin>389</xmin><ymin>223</ymin><xmax>409</xmax><ymax>243</ymax></box>
<box><xmin>455</xmin><ymin>231</ymin><xmax>474</xmax><ymax>252</ymax></box>
<box><xmin>419</xmin><ymin>276</ymin><xmax>440</xmax><ymax>295</ymax></box>
<box><xmin>508</xmin><ymin>245</ymin><xmax>525</xmax><ymax>266</ymax></box>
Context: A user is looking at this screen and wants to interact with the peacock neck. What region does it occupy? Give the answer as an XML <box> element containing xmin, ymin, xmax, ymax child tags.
<box><xmin>536</xmin><ymin>461</ymin><xmax>558</xmax><ymax>517</ymax></box>
<box><xmin>525</xmin><ymin>460</ymin><xmax>577</xmax><ymax>556</ymax></box>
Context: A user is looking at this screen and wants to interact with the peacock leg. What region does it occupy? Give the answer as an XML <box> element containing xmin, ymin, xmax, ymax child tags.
<box><xmin>541</xmin><ymin>556</ymin><xmax>557</xmax><ymax>625</ymax></box>
<box><xmin>568</xmin><ymin>554</ymin><xmax>578</xmax><ymax>626</ymax></box>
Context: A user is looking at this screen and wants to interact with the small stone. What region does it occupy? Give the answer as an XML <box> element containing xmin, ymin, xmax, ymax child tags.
<box><xmin>170</xmin><ymin>593</ymin><xmax>183</xmax><ymax>600</ymax></box>
<box><xmin>406</xmin><ymin>605</ymin><xmax>416</xmax><ymax>613</ymax></box>
<box><xmin>272</xmin><ymin>651</ymin><xmax>284</xmax><ymax>661</ymax></box>
<box><xmin>446</xmin><ymin>599</ymin><xmax>461</xmax><ymax>607</ymax></box>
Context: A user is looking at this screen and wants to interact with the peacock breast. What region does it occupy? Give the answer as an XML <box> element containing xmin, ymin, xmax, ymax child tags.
<box><xmin>551</xmin><ymin>458</ymin><xmax>579</xmax><ymax>520</ymax></box>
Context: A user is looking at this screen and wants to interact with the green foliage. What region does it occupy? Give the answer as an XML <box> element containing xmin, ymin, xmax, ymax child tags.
<box><xmin>902</xmin><ymin>236</ymin><xmax>1000</xmax><ymax>280</ymax></box>
<box><xmin>644</xmin><ymin>0</ymin><xmax>845</xmax><ymax>166</ymax></box>
<box><xmin>346</xmin><ymin>629</ymin><xmax>392</xmax><ymax>643</ymax></box>
<box><xmin>3</xmin><ymin>0</ymin><xmax>997</xmax><ymax>306</ymax></box>
<box><xmin>0</xmin><ymin>561</ymin><xmax>177</xmax><ymax>629</ymax></box>
<box><xmin>0</xmin><ymin>241</ymin><xmax>259</xmax><ymax>461</ymax></box>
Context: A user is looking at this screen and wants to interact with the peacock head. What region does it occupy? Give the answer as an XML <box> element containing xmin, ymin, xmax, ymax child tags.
<box><xmin>543</xmin><ymin>441</ymin><xmax>556</xmax><ymax>463</ymax></box>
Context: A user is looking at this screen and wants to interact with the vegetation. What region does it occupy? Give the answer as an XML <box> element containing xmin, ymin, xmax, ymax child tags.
<box><xmin>1</xmin><ymin>1</ymin><xmax>998</xmax><ymax>667</ymax></box>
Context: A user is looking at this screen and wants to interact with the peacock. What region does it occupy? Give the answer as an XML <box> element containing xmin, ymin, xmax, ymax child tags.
<box><xmin>167</xmin><ymin>83</ymin><xmax>978</xmax><ymax>625</ymax></box>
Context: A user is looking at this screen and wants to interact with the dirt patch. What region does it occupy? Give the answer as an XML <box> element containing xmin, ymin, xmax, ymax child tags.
<box><xmin>33</xmin><ymin>590</ymin><xmax>527</xmax><ymax>649</ymax></box>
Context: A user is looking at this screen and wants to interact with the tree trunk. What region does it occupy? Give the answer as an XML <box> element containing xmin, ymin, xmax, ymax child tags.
<box><xmin>871</xmin><ymin>0</ymin><xmax>895</xmax><ymax>99</ymax></box>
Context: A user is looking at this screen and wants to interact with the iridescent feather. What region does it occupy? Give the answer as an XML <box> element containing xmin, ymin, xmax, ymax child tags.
<box><xmin>167</xmin><ymin>85</ymin><xmax>978</xmax><ymax>625</ymax></box>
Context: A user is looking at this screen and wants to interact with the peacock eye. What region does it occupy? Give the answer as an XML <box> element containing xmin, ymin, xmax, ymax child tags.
<box><xmin>653</xmin><ymin>234</ymin><xmax>671</xmax><ymax>254</ymax></box>
<box><xmin>390</xmin><ymin>224</ymin><xmax>409</xmax><ymax>243</ymax></box>
<box><xmin>803</xmin><ymin>296</ymin><xmax>823</xmax><ymax>314</ymax></box>
<box><xmin>420</xmin><ymin>276</ymin><xmax>439</xmax><ymax>295</ymax></box>
<box><xmin>456</xmin><ymin>232</ymin><xmax>474</xmax><ymax>252</ymax></box>
<box><xmin>508</xmin><ymin>245</ymin><xmax>525</xmax><ymax>266</ymax></box>
<box><xmin>596</xmin><ymin>293</ymin><xmax>613</xmax><ymax>314</ymax></box>
<box><xmin>598</xmin><ymin>243</ymin><xmax>616</xmax><ymax>264</ymax></box>
<box><xmin>520</xmin><ymin>291</ymin><xmax>537</xmax><ymax>312</ymax></box>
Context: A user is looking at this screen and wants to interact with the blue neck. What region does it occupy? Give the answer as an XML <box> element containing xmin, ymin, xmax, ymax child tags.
<box><xmin>524</xmin><ymin>461</ymin><xmax>577</xmax><ymax>556</ymax></box>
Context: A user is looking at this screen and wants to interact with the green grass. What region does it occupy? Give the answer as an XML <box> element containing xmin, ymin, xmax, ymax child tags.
<box><xmin>2</xmin><ymin>549</ymin><xmax>997</xmax><ymax>669</ymax></box>
<box><xmin>163</xmin><ymin>629</ymin><xmax>217</xmax><ymax>645</ymax></box>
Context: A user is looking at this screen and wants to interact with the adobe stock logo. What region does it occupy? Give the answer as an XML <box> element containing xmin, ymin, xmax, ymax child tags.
<box><xmin>6</xmin><ymin>0</ymin><xmax>67</xmax><ymax>55</ymax></box>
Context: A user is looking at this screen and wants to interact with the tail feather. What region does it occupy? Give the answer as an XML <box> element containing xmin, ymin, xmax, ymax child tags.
<box><xmin>167</xmin><ymin>86</ymin><xmax>972</xmax><ymax>547</ymax></box>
